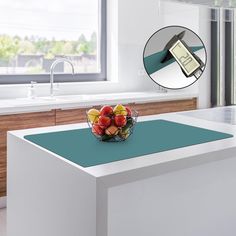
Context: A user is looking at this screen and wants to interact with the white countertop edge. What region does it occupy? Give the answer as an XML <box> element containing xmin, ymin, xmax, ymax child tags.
<box><xmin>0</xmin><ymin>92</ymin><xmax>198</xmax><ymax>115</ymax></box>
<box><xmin>8</xmin><ymin>111</ymin><xmax>236</xmax><ymax>178</ymax></box>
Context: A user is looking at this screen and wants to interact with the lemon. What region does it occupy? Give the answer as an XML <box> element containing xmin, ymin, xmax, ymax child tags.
<box><xmin>87</xmin><ymin>109</ymin><xmax>100</xmax><ymax>123</ymax></box>
<box><xmin>113</xmin><ymin>104</ymin><xmax>127</xmax><ymax>116</ymax></box>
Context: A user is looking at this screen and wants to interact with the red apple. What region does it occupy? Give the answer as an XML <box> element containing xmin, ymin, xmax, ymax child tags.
<box><xmin>114</xmin><ymin>115</ymin><xmax>127</xmax><ymax>127</ymax></box>
<box><xmin>125</xmin><ymin>106</ymin><xmax>132</xmax><ymax>116</ymax></box>
<box><xmin>100</xmin><ymin>105</ymin><xmax>113</xmax><ymax>116</ymax></box>
<box><xmin>92</xmin><ymin>124</ymin><xmax>105</xmax><ymax>136</ymax></box>
<box><xmin>98</xmin><ymin>115</ymin><xmax>111</xmax><ymax>128</ymax></box>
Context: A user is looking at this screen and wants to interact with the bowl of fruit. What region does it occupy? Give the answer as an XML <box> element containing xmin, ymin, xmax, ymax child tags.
<box><xmin>87</xmin><ymin>104</ymin><xmax>138</xmax><ymax>142</ymax></box>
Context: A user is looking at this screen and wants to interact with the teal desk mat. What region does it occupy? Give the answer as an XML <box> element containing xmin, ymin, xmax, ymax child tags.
<box><xmin>24</xmin><ymin>120</ymin><xmax>233</xmax><ymax>168</ymax></box>
<box><xmin>144</xmin><ymin>46</ymin><xmax>204</xmax><ymax>75</ymax></box>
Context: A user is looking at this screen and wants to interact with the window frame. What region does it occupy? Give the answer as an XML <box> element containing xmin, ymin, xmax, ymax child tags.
<box><xmin>0</xmin><ymin>0</ymin><xmax>107</xmax><ymax>84</ymax></box>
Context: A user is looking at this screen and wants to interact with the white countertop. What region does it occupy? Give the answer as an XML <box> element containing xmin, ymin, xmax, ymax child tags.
<box><xmin>9</xmin><ymin>106</ymin><xmax>236</xmax><ymax>180</ymax></box>
<box><xmin>181</xmin><ymin>105</ymin><xmax>236</xmax><ymax>125</ymax></box>
<box><xmin>0</xmin><ymin>91</ymin><xmax>197</xmax><ymax>115</ymax></box>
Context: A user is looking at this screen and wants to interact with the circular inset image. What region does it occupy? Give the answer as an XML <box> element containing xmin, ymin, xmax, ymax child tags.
<box><xmin>143</xmin><ymin>25</ymin><xmax>207</xmax><ymax>90</ymax></box>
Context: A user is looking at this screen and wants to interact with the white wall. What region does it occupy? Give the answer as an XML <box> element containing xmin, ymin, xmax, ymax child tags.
<box><xmin>160</xmin><ymin>1</ymin><xmax>211</xmax><ymax>108</ymax></box>
<box><xmin>116</xmin><ymin>0</ymin><xmax>162</xmax><ymax>92</ymax></box>
<box><xmin>0</xmin><ymin>0</ymin><xmax>210</xmax><ymax>108</ymax></box>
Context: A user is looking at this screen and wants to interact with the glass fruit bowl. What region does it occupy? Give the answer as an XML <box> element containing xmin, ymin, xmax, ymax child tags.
<box><xmin>86</xmin><ymin>104</ymin><xmax>138</xmax><ymax>142</ymax></box>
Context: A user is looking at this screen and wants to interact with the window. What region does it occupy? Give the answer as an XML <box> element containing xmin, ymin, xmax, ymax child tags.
<box><xmin>0</xmin><ymin>0</ymin><xmax>106</xmax><ymax>84</ymax></box>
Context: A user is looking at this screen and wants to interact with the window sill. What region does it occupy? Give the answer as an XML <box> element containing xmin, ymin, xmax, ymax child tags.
<box><xmin>0</xmin><ymin>79</ymin><xmax>118</xmax><ymax>88</ymax></box>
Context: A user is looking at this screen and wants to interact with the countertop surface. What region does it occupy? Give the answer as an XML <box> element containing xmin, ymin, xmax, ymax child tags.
<box><xmin>182</xmin><ymin>106</ymin><xmax>236</xmax><ymax>125</ymax></box>
<box><xmin>24</xmin><ymin>119</ymin><xmax>232</xmax><ymax>168</ymax></box>
<box><xmin>9</xmin><ymin>106</ymin><xmax>236</xmax><ymax>179</ymax></box>
<box><xmin>0</xmin><ymin>91</ymin><xmax>197</xmax><ymax>115</ymax></box>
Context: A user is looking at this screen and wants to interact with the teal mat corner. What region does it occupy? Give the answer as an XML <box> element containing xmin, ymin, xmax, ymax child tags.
<box><xmin>24</xmin><ymin>120</ymin><xmax>233</xmax><ymax>168</ymax></box>
<box><xmin>144</xmin><ymin>46</ymin><xmax>204</xmax><ymax>75</ymax></box>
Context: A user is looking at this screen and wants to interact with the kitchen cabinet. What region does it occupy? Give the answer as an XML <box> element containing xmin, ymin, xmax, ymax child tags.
<box><xmin>55</xmin><ymin>98</ymin><xmax>197</xmax><ymax>125</ymax></box>
<box><xmin>132</xmin><ymin>98</ymin><xmax>197</xmax><ymax>116</ymax></box>
<box><xmin>55</xmin><ymin>105</ymin><xmax>111</xmax><ymax>125</ymax></box>
<box><xmin>55</xmin><ymin>107</ymin><xmax>91</xmax><ymax>125</ymax></box>
<box><xmin>0</xmin><ymin>110</ymin><xmax>55</xmax><ymax>197</ymax></box>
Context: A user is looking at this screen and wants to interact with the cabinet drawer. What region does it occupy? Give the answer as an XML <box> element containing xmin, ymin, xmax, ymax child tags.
<box><xmin>0</xmin><ymin>110</ymin><xmax>55</xmax><ymax>131</ymax></box>
<box><xmin>56</xmin><ymin>107</ymin><xmax>101</xmax><ymax>125</ymax></box>
<box><xmin>132</xmin><ymin>98</ymin><xmax>197</xmax><ymax>116</ymax></box>
<box><xmin>56</xmin><ymin>108</ymin><xmax>88</xmax><ymax>125</ymax></box>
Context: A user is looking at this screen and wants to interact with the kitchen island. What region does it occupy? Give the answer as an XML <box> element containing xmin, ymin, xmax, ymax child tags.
<box><xmin>0</xmin><ymin>92</ymin><xmax>197</xmax><ymax>199</ymax></box>
<box><xmin>7</xmin><ymin>108</ymin><xmax>236</xmax><ymax>236</ymax></box>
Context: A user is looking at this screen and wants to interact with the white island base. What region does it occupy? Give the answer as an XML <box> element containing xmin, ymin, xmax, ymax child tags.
<box><xmin>7</xmin><ymin>111</ymin><xmax>236</xmax><ymax>236</ymax></box>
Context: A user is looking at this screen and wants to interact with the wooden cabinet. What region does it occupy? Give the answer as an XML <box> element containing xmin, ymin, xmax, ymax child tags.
<box><xmin>0</xmin><ymin>110</ymin><xmax>55</xmax><ymax>197</ymax></box>
<box><xmin>55</xmin><ymin>108</ymin><xmax>88</xmax><ymax>125</ymax></box>
<box><xmin>55</xmin><ymin>98</ymin><xmax>197</xmax><ymax>125</ymax></box>
<box><xmin>0</xmin><ymin>97</ymin><xmax>197</xmax><ymax>197</ymax></box>
<box><xmin>55</xmin><ymin>106</ymin><xmax>100</xmax><ymax>125</ymax></box>
<box><xmin>132</xmin><ymin>98</ymin><xmax>197</xmax><ymax>116</ymax></box>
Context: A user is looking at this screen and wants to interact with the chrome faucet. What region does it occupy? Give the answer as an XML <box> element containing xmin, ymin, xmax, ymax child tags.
<box><xmin>50</xmin><ymin>58</ymin><xmax>75</xmax><ymax>97</ymax></box>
